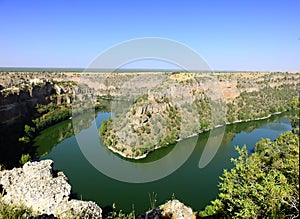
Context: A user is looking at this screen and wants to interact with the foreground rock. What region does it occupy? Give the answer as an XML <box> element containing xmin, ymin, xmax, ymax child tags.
<box><xmin>0</xmin><ymin>160</ymin><xmax>102</xmax><ymax>218</ymax></box>
<box><xmin>135</xmin><ymin>199</ymin><xmax>195</xmax><ymax>219</ymax></box>
<box><xmin>136</xmin><ymin>208</ymin><xmax>162</xmax><ymax>219</ymax></box>
<box><xmin>160</xmin><ymin>199</ymin><xmax>196</xmax><ymax>219</ymax></box>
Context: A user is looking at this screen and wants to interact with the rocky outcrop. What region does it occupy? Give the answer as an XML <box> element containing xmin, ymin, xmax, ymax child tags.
<box><xmin>0</xmin><ymin>160</ymin><xmax>102</xmax><ymax>218</ymax></box>
<box><xmin>160</xmin><ymin>199</ymin><xmax>196</xmax><ymax>219</ymax></box>
<box><xmin>135</xmin><ymin>200</ymin><xmax>196</xmax><ymax>219</ymax></box>
<box><xmin>136</xmin><ymin>208</ymin><xmax>162</xmax><ymax>219</ymax></box>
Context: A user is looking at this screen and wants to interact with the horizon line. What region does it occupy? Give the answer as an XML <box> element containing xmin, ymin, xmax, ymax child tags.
<box><xmin>0</xmin><ymin>66</ymin><xmax>297</xmax><ymax>73</ymax></box>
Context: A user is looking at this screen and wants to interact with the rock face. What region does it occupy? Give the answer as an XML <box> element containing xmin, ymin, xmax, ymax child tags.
<box><xmin>0</xmin><ymin>82</ymin><xmax>74</xmax><ymax>125</ymax></box>
<box><xmin>0</xmin><ymin>160</ymin><xmax>102</xmax><ymax>218</ymax></box>
<box><xmin>160</xmin><ymin>199</ymin><xmax>196</xmax><ymax>219</ymax></box>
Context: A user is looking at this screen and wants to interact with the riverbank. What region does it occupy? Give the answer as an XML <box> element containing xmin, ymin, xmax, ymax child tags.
<box><xmin>106</xmin><ymin>110</ymin><xmax>290</xmax><ymax>160</ymax></box>
<box><xmin>107</xmin><ymin>144</ymin><xmax>162</xmax><ymax>160</ymax></box>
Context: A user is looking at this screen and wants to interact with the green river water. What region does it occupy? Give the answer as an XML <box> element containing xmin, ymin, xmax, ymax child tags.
<box><xmin>32</xmin><ymin>112</ymin><xmax>292</xmax><ymax>214</ymax></box>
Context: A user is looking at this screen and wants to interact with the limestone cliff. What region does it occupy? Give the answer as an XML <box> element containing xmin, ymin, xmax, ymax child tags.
<box><xmin>98</xmin><ymin>72</ymin><xmax>299</xmax><ymax>158</ymax></box>
<box><xmin>0</xmin><ymin>160</ymin><xmax>102</xmax><ymax>218</ymax></box>
<box><xmin>0</xmin><ymin>82</ymin><xmax>74</xmax><ymax>125</ymax></box>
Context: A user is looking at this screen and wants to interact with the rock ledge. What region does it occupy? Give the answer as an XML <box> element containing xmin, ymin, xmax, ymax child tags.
<box><xmin>160</xmin><ymin>199</ymin><xmax>196</xmax><ymax>219</ymax></box>
<box><xmin>0</xmin><ymin>160</ymin><xmax>102</xmax><ymax>218</ymax></box>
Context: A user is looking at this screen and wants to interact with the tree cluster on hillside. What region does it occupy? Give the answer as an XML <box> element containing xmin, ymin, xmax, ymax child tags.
<box><xmin>19</xmin><ymin>103</ymin><xmax>71</xmax><ymax>145</ymax></box>
<box><xmin>33</xmin><ymin>103</ymin><xmax>71</xmax><ymax>131</ymax></box>
<box><xmin>226</xmin><ymin>84</ymin><xmax>298</xmax><ymax>122</ymax></box>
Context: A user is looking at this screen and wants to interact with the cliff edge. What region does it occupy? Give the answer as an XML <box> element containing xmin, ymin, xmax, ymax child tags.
<box><xmin>0</xmin><ymin>160</ymin><xmax>102</xmax><ymax>218</ymax></box>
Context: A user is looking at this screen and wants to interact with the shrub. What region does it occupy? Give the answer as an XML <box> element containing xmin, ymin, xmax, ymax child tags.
<box><xmin>99</xmin><ymin>120</ymin><xmax>108</xmax><ymax>135</ymax></box>
<box><xmin>200</xmin><ymin>131</ymin><xmax>299</xmax><ymax>218</ymax></box>
<box><xmin>0</xmin><ymin>195</ymin><xmax>32</xmax><ymax>219</ymax></box>
<box><xmin>19</xmin><ymin>154</ymin><xmax>31</xmax><ymax>165</ymax></box>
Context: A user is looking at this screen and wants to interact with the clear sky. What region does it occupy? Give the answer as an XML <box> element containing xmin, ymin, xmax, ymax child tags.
<box><xmin>0</xmin><ymin>0</ymin><xmax>299</xmax><ymax>71</ymax></box>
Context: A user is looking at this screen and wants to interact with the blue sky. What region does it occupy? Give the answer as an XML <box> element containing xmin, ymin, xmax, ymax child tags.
<box><xmin>0</xmin><ymin>0</ymin><xmax>299</xmax><ymax>71</ymax></box>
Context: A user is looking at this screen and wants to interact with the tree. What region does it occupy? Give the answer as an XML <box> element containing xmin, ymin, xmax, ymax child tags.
<box><xmin>19</xmin><ymin>154</ymin><xmax>31</xmax><ymax>165</ymax></box>
<box><xmin>200</xmin><ymin>131</ymin><xmax>299</xmax><ymax>218</ymax></box>
<box><xmin>99</xmin><ymin>120</ymin><xmax>108</xmax><ymax>135</ymax></box>
<box><xmin>24</xmin><ymin>125</ymin><xmax>35</xmax><ymax>138</ymax></box>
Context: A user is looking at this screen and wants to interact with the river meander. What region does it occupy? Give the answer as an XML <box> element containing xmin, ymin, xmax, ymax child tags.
<box><xmin>32</xmin><ymin>111</ymin><xmax>292</xmax><ymax>214</ymax></box>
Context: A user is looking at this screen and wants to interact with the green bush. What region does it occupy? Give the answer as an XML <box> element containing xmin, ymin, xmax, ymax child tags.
<box><xmin>99</xmin><ymin>120</ymin><xmax>108</xmax><ymax>135</ymax></box>
<box><xmin>18</xmin><ymin>136</ymin><xmax>30</xmax><ymax>144</ymax></box>
<box><xmin>19</xmin><ymin>154</ymin><xmax>31</xmax><ymax>165</ymax></box>
<box><xmin>24</xmin><ymin>125</ymin><xmax>35</xmax><ymax>138</ymax></box>
<box><xmin>106</xmin><ymin>138</ymin><xmax>112</xmax><ymax>146</ymax></box>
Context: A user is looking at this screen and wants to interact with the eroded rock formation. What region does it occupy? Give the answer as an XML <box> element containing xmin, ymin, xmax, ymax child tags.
<box><xmin>160</xmin><ymin>199</ymin><xmax>196</xmax><ymax>219</ymax></box>
<box><xmin>0</xmin><ymin>160</ymin><xmax>102</xmax><ymax>218</ymax></box>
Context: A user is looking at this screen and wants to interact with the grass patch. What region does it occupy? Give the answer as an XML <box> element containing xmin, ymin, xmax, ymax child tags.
<box><xmin>0</xmin><ymin>194</ymin><xmax>33</xmax><ymax>219</ymax></box>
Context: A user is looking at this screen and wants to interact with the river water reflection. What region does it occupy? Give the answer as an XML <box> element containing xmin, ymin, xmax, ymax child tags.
<box><xmin>33</xmin><ymin>112</ymin><xmax>292</xmax><ymax>213</ymax></box>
